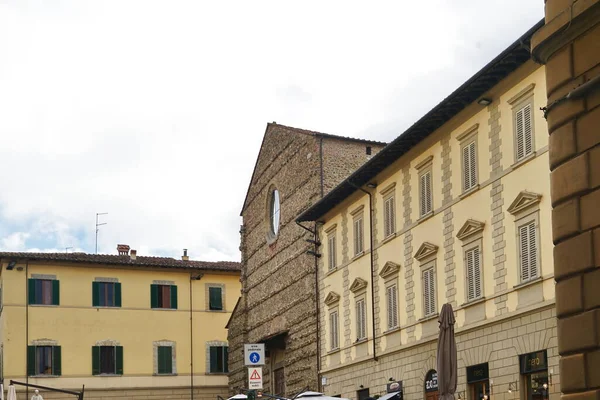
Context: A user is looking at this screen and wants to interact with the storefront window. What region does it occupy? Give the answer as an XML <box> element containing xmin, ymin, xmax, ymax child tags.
<box><xmin>467</xmin><ymin>363</ymin><xmax>489</xmax><ymax>400</ymax></box>
<box><xmin>425</xmin><ymin>370</ymin><xmax>439</xmax><ymax>400</ymax></box>
<box><xmin>520</xmin><ymin>350</ymin><xmax>549</xmax><ymax>400</ymax></box>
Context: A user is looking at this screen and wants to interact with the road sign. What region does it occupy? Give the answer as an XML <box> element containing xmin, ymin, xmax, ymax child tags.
<box><xmin>244</xmin><ymin>343</ymin><xmax>265</xmax><ymax>366</ymax></box>
<box><xmin>248</xmin><ymin>367</ymin><xmax>263</xmax><ymax>389</ymax></box>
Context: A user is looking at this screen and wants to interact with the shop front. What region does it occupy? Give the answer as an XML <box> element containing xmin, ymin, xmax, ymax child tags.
<box><xmin>466</xmin><ymin>363</ymin><xmax>490</xmax><ymax>400</ymax></box>
<box><xmin>424</xmin><ymin>370</ymin><xmax>439</xmax><ymax>400</ymax></box>
<box><xmin>520</xmin><ymin>350</ymin><xmax>550</xmax><ymax>400</ymax></box>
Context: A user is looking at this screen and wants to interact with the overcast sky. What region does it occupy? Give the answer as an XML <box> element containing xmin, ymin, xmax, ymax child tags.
<box><xmin>0</xmin><ymin>1</ymin><xmax>543</xmax><ymax>261</ymax></box>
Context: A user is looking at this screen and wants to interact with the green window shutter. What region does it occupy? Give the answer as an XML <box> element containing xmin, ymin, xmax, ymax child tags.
<box><xmin>52</xmin><ymin>280</ymin><xmax>60</xmax><ymax>305</ymax></box>
<box><xmin>116</xmin><ymin>346</ymin><xmax>123</xmax><ymax>375</ymax></box>
<box><xmin>28</xmin><ymin>279</ymin><xmax>37</xmax><ymax>305</ymax></box>
<box><xmin>150</xmin><ymin>284</ymin><xmax>158</xmax><ymax>308</ymax></box>
<box><xmin>158</xmin><ymin>346</ymin><xmax>172</xmax><ymax>374</ymax></box>
<box><xmin>53</xmin><ymin>346</ymin><xmax>62</xmax><ymax>376</ymax></box>
<box><xmin>92</xmin><ymin>282</ymin><xmax>100</xmax><ymax>307</ymax></box>
<box><xmin>27</xmin><ymin>345</ymin><xmax>36</xmax><ymax>376</ymax></box>
<box><xmin>224</xmin><ymin>346</ymin><xmax>229</xmax><ymax>373</ymax></box>
<box><xmin>157</xmin><ymin>347</ymin><xmax>165</xmax><ymax>374</ymax></box>
<box><xmin>170</xmin><ymin>285</ymin><xmax>178</xmax><ymax>309</ymax></box>
<box><xmin>115</xmin><ymin>283</ymin><xmax>122</xmax><ymax>307</ymax></box>
<box><xmin>209</xmin><ymin>347</ymin><xmax>218</xmax><ymax>373</ymax></box>
<box><xmin>209</xmin><ymin>287</ymin><xmax>223</xmax><ymax>310</ymax></box>
<box><xmin>92</xmin><ymin>346</ymin><xmax>100</xmax><ymax>375</ymax></box>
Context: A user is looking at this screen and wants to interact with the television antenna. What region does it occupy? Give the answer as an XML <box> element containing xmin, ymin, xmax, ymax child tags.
<box><xmin>95</xmin><ymin>212</ymin><xmax>108</xmax><ymax>254</ymax></box>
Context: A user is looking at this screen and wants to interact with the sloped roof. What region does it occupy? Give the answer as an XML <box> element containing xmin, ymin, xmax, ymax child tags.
<box><xmin>296</xmin><ymin>19</ymin><xmax>544</xmax><ymax>223</ymax></box>
<box><xmin>240</xmin><ymin>122</ymin><xmax>386</xmax><ymax>215</ymax></box>
<box><xmin>0</xmin><ymin>252</ymin><xmax>241</xmax><ymax>272</ymax></box>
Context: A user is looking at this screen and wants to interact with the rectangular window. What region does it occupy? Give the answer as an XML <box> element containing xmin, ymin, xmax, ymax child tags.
<box><xmin>28</xmin><ymin>279</ymin><xmax>59</xmax><ymax>305</ymax></box>
<box><xmin>157</xmin><ymin>346</ymin><xmax>173</xmax><ymax>374</ymax></box>
<box><xmin>328</xmin><ymin>234</ymin><xmax>337</xmax><ymax>270</ymax></box>
<box><xmin>209</xmin><ymin>346</ymin><xmax>229</xmax><ymax>373</ymax></box>
<box><xmin>151</xmin><ymin>284</ymin><xmax>178</xmax><ymax>309</ymax></box>
<box><xmin>27</xmin><ymin>345</ymin><xmax>61</xmax><ymax>376</ymax></box>
<box><xmin>423</xmin><ymin>267</ymin><xmax>436</xmax><ymax>317</ymax></box>
<box><xmin>330</xmin><ymin>310</ymin><xmax>339</xmax><ymax>350</ymax></box>
<box><xmin>519</xmin><ymin>221</ymin><xmax>539</xmax><ymax>282</ymax></box>
<box><xmin>466</xmin><ymin>247</ymin><xmax>482</xmax><ymax>301</ymax></box>
<box><xmin>354</xmin><ymin>217</ymin><xmax>364</xmax><ymax>255</ymax></box>
<box><xmin>209</xmin><ymin>287</ymin><xmax>223</xmax><ymax>310</ymax></box>
<box><xmin>92</xmin><ymin>282</ymin><xmax>122</xmax><ymax>307</ymax></box>
<box><xmin>384</xmin><ymin>196</ymin><xmax>396</xmax><ymax>237</ymax></box>
<box><xmin>462</xmin><ymin>141</ymin><xmax>478</xmax><ymax>192</ymax></box>
<box><xmin>356</xmin><ymin>298</ymin><xmax>367</xmax><ymax>340</ymax></box>
<box><xmin>516</xmin><ymin>103</ymin><xmax>533</xmax><ymax>161</ymax></box>
<box><xmin>92</xmin><ymin>345</ymin><xmax>123</xmax><ymax>375</ymax></box>
<box><xmin>419</xmin><ymin>171</ymin><xmax>433</xmax><ymax>217</ymax></box>
<box><xmin>386</xmin><ymin>284</ymin><xmax>399</xmax><ymax>330</ymax></box>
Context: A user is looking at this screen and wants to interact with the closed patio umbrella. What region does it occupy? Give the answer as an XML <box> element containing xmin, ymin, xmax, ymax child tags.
<box><xmin>6</xmin><ymin>385</ymin><xmax>17</xmax><ymax>400</ymax></box>
<box><xmin>228</xmin><ymin>395</ymin><xmax>248</xmax><ymax>400</ymax></box>
<box><xmin>437</xmin><ymin>303</ymin><xmax>457</xmax><ymax>400</ymax></box>
<box><xmin>1</xmin><ymin>383</ymin><xmax>4</xmax><ymax>400</ymax></box>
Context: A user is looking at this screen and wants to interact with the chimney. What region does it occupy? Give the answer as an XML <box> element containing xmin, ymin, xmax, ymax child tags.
<box><xmin>130</xmin><ymin>249</ymin><xmax>137</xmax><ymax>261</ymax></box>
<box><xmin>182</xmin><ymin>249</ymin><xmax>189</xmax><ymax>261</ymax></box>
<box><xmin>117</xmin><ymin>244</ymin><xmax>130</xmax><ymax>256</ymax></box>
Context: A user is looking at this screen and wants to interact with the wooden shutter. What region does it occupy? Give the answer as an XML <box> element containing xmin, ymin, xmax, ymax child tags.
<box><xmin>52</xmin><ymin>280</ymin><xmax>60</xmax><ymax>306</ymax></box>
<box><xmin>28</xmin><ymin>279</ymin><xmax>37</xmax><ymax>305</ymax></box>
<box><xmin>528</xmin><ymin>222</ymin><xmax>538</xmax><ymax>279</ymax></box>
<box><xmin>520</xmin><ymin>224</ymin><xmax>531</xmax><ymax>281</ymax></box>
<box><xmin>27</xmin><ymin>345</ymin><xmax>36</xmax><ymax>376</ymax></box>
<box><xmin>92</xmin><ymin>346</ymin><xmax>100</xmax><ymax>375</ymax></box>
<box><xmin>466</xmin><ymin>248</ymin><xmax>482</xmax><ymax>301</ymax></box>
<box><xmin>424</xmin><ymin>268</ymin><xmax>435</xmax><ymax>316</ymax></box>
<box><xmin>420</xmin><ymin>172</ymin><xmax>432</xmax><ymax>216</ymax></box>
<box><xmin>384</xmin><ymin>197</ymin><xmax>395</xmax><ymax>237</ymax></box>
<box><xmin>463</xmin><ymin>142</ymin><xmax>477</xmax><ymax>191</ymax></box>
<box><xmin>115</xmin><ymin>282</ymin><xmax>122</xmax><ymax>307</ymax></box>
<box><xmin>92</xmin><ymin>282</ymin><xmax>100</xmax><ymax>307</ymax></box>
<box><xmin>150</xmin><ymin>284</ymin><xmax>159</xmax><ymax>308</ymax></box>
<box><xmin>158</xmin><ymin>346</ymin><xmax>172</xmax><ymax>374</ymax></box>
<box><xmin>356</xmin><ymin>299</ymin><xmax>366</xmax><ymax>340</ymax></box>
<box><xmin>469</xmin><ymin>142</ymin><xmax>477</xmax><ymax>187</ymax></box>
<box><xmin>209</xmin><ymin>287</ymin><xmax>223</xmax><ymax>310</ymax></box>
<box><xmin>523</xmin><ymin>104</ymin><xmax>533</xmax><ymax>156</ymax></box>
<box><xmin>354</xmin><ymin>218</ymin><xmax>363</xmax><ymax>255</ymax></box>
<box><xmin>53</xmin><ymin>346</ymin><xmax>62</xmax><ymax>376</ymax></box>
<box><xmin>209</xmin><ymin>347</ymin><xmax>218</xmax><ymax>373</ymax></box>
<box><xmin>170</xmin><ymin>285</ymin><xmax>178</xmax><ymax>309</ymax></box>
<box><xmin>328</xmin><ymin>235</ymin><xmax>336</xmax><ymax>270</ymax></box>
<box><xmin>330</xmin><ymin>311</ymin><xmax>338</xmax><ymax>349</ymax></box>
<box><xmin>116</xmin><ymin>346</ymin><xmax>124</xmax><ymax>375</ymax></box>
<box><xmin>387</xmin><ymin>285</ymin><xmax>398</xmax><ymax>329</ymax></box>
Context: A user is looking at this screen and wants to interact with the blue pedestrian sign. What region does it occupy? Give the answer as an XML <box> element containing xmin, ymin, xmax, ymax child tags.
<box><xmin>244</xmin><ymin>344</ymin><xmax>265</xmax><ymax>366</ymax></box>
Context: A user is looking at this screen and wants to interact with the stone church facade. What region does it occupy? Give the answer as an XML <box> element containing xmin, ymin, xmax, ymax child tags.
<box><xmin>227</xmin><ymin>123</ymin><xmax>385</xmax><ymax>397</ymax></box>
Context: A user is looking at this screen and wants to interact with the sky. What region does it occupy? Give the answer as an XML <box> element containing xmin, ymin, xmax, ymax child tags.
<box><xmin>0</xmin><ymin>1</ymin><xmax>544</xmax><ymax>261</ymax></box>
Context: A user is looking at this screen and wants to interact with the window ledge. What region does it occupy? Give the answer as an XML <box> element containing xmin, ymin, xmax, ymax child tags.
<box><xmin>94</xmin><ymin>374</ymin><xmax>123</xmax><ymax>377</ymax></box>
<box><xmin>151</xmin><ymin>308</ymin><xmax>178</xmax><ymax>311</ymax></box>
<box><xmin>417</xmin><ymin>211</ymin><xmax>434</xmax><ymax>224</ymax></box>
<box><xmin>383</xmin><ymin>326</ymin><xmax>401</xmax><ymax>335</ymax></box>
<box><xmin>351</xmin><ymin>251</ymin><xmax>366</xmax><ymax>262</ymax></box>
<box><xmin>513</xmin><ymin>276</ymin><xmax>543</xmax><ymax>290</ymax></box>
<box><xmin>418</xmin><ymin>313</ymin><xmax>439</xmax><ymax>322</ymax></box>
<box><xmin>459</xmin><ymin>185</ymin><xmax>480</xmax><ymax>200</ymax></box>
<box><xmin>327</xmin><ymin>348</ymin><xmax>341</xmax><ymax>355</ymax></box>
<box><xmin>354</xmin><ymin>338</ymin><xmax>368</xmax><ymax>345</ymax></box>
<box><xmin>208</xmin><ymin>309</ymin><xmax>226</xmax><ymax>312</ymax></box>
<box><xmin>154</xmin><ymin>373</ymin><xmax>178</xmax><ymax>376</ymax></box>
<box><xmin>95</xmin><ymin>306</ymin><xmax>121</xmax><ymax>309</ymax></box>
<box><xmin>382</xmin><ymin>232</ymin><xmax>397</xmax><ymax>245</ymax></box>
<box><xmin>29</xmin><ymin>375</ymin><xmax>60</xmax><ymax>378</ymax></box>
<box><xmin>512</xmin><ymin>152</ymin><xmax>537</xmax><ymax>171</ymax></box>
<box><xmin>461</xmin><ymin>297</ymin><xmax>486</xmax><ymax>308</ymax></box>
<box><xmin>326</xmin><ymin>267</ymin><xmax>338</xmax><ymax>277</ymax></box>
<box><xmin>29</xmin><ymin>304</ymin><xmax>59</xmax><ymax>307</ymax></box>
<box><xmin>207</xmin><ymin>372</ymin><xmax>229</xmax><ymax>375</ymax></box>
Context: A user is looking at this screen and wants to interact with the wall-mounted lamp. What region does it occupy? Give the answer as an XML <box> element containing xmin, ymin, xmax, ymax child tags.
<box><xmin>548</xmin><ymin>368</ymin><xmax>553</xmax><ymax>385</ymax></box>
<box><xmin>508</xmin><ymin>382</ymin><xmax>518</xmax><ymax>394</ymax></box>
<box><xmin>6</xmin><ymin>260</ymin><xmax>16</xmax><ymax>270</ymax></box>
<box><xmin>366</xmin><ymin>182</ymin><xmax>377</xmax><ymax>189</ymax></box>
<box><xmin>477</xmin><ymin>98</ymin><xmax>492</xmax><ymax>106</ymax></box>
<box><xmin>359</xmin><ymin>385</ymin><xmax>364</xmax><ymax>389</ymax></box>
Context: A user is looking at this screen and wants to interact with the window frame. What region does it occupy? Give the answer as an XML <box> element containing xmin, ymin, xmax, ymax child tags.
<box><xmin>352</xmin><ymin>210</ymin><xmax>365</xmax><ymax>256</ymax></box>
<box><xmin>415</xmin><ymin>156</ymin><xmax>434</xmax><ymax>219</ymax></box>
<box><xmin>27</xmin><ymin>343</ymin><xmax>61</xmax><ymax>377</ymax></box>
<box><xmin>154</xmin><ymin>341</ymin><xmax>176</xmax><ymax>376</ymax></box>
<box><xmin>329</xmin><ymin>308</ymin><xmax>340</xmax><ymax>351</ymax></box>
<box><xmin>461</xmin><ymin>139</ymin><xmax>478</xmax><ymax>193</ymax></box>
<box><xmin>151</xmin><ymin>283</ymin><xmax>178</xmax><ymax>310</ymax></box>
<box><xmin>516</xmin><ymin>212</ymin><xmax>541</xmax><ymax>284</ymax></box>
<box><xmin>326</xmin><ymin>227</ymin><xmax>337</xmax><ymax>271</ymax></box>
<box><xmin>28</xmin><ymin>277</ymin><xmax>59</xmax><ymax>306</ymax></box>
<box><xmin>422</xmin><ymin>262</ymin><xmax>437</xmax><ymax>318</ymax></box>
<box><xmin>464</xmin><ymin>241</ymin><xmax>484</xmax><ymax>302</ymax></box>
<box><xmin>355</xmin><ymin>296</ymin><xmax>367</xmax><ymax>341</ymax></box>
<box><xmin>92</xmin><ymin>280</ymin><xmax>122</xmax><ymax>308</ymax></box>
<box><xmin>383</xmin><ymin>194</ymin><xmax>396</xmax><ymax>238</ymax></box>
<box><xmin>207</xmin><ymin>284</ymin><xmax>225</xmax><ymax>311</ymax></box>
<box><xmin>208</xmin><ymin>345</ymin><xmax>229</xmax><ymax>374</ymax></box>
<box><xmin>508</xmin><ymin>85</ymin><xmax>536</xmax><ymax>164</ymax></box>
<box><xmin>386</xmin><ymin>282</ymin><xmax>399</xmax><ymax>330</ymax></box>
<box><xmin>92</xmin><ymin>344</ymin><xmax>123</xmax><ymax>376</ymax></box>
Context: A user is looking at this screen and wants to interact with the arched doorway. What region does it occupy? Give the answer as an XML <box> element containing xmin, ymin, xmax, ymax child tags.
<box><xmin>425</xmin><ymin>369</ymin><xmax>439</xmax><ymax>400</ymax></box>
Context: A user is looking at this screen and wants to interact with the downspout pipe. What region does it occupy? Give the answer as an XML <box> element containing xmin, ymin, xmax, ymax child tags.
<box><xmin>189</xmin><ymin>274</ymin><xmax>194</xmax><ymax>400</ymax></box>
<box><xmin>347</xmin><ymin>181</ymin><xmax>378</xmax><ymax>362</ymax></box>
<box><xmin>26</xmin><ymin>260</ymin><xmax>29</xmax><ymax>400</ymax></box>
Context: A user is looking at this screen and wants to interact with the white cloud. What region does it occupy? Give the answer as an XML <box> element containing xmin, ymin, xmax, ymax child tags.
<box><xmin>0</xmin><ymin>0</ymin><xmax>544</xmax><ymax>260</ymax></box>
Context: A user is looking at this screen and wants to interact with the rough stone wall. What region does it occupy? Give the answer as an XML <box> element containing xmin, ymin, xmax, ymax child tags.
<box><xmin>532</xmin><ymin>3</ymin><xmax>600</xmax><ymax>399</ymax></box>
<box><xmin>15</xmin><ymin>386</ymin><xmax>227</xmax><ymax>400</ymax></box>
<box><xmin>321</xmin><ymin>306</ymin><xmax>558</xmax><ymax>400</ymax></box>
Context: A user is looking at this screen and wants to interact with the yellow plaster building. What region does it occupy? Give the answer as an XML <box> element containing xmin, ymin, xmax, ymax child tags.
<box><xmin>297</xmin><ymin>21</ymin><xmax>559</xmax><ymax>400</ymax></box>
<box><xmin>0</xmin><ymin>246</ymin><xmax>241</xmax><ymax>400</ymax></box>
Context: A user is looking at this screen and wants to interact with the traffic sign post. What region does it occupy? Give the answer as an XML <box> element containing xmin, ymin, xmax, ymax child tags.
<box><xmin>248</xmin><ymin>367</ymin><xmax>263</xmax><ymax>389</ymax></box>
<box><xmin>244</xmin><ymin>343</ymin><xmax>265</xmax><ymax>366</ymax></box>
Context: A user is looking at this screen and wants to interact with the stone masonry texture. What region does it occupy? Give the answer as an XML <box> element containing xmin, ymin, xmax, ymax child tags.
<box><xmin>228</xmin><ymin>123</ymin><xmax>384</xmax><ymax>396</ymax></box>
<box><xmin>532</xmin><ymin>3</ymin><xmax>600</xmax><ymax>400</ymax></box>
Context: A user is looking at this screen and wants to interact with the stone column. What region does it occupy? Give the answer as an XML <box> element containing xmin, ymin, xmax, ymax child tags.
<box><xmin>531</xmin><ymin>1</ymin><xmax>600</xmax><ymax>398</ymax></box>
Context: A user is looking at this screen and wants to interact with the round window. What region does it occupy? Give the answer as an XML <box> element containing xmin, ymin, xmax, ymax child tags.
<box><xmin>269</xmin><ymin>188</ymin><xmax>281</xmax><ymax>237</ymax></box>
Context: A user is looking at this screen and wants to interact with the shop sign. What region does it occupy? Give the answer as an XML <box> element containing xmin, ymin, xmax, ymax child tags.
<box><xmin>520</xmin><ymin>350</ymin><xmax>548</xmax><ymax>374</ymax></box>
<box><xmin>387</xmin><ymin>381</ymin><xmax>403</xmax><ymax>393</ymax></box>
<box><xmin>466</xmin><ymin>363</ymin><xmax>489</xmax><ymax>383</ymax></box>
<box><xmin>425</xmin><ymin>370</ymin><xmax>438</xmax><ymax>392</ymax></box>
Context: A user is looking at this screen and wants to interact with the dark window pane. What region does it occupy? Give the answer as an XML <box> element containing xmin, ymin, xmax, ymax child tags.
<box><xmin>100</xmin><ymin>346</ymin><xmax>115</xmax><ymax>374</ymax></box>
<box><xmin>156</xmin><ymin>285</ymin><xmax>172</xmax><ymax>309</ymax></box>
<box><xmin>158</xmin><ymin>346</ymin><xmax>172</xmax><ymax>374</ymax></box>
<box><xmin>106</xmin><ymin>283</ymin><xmax>114</xmax><ymax>307</ymax></box>
<box><xmin>42</xmin><ymin>280</ymin><xmax>53</xmax><ymax>305</ymax></box>
<box><xmin>36</xmin><ymin>346</ymin><xmax>53</xmax><ymax>375</ymax></box>
<box><xmin>209</xmin><ymin>287</ymin><xmax>222</xmax><ymax>310</ymax></box>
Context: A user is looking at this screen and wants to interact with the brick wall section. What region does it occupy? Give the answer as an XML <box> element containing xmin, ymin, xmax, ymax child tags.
<box><xmin>321</xmin><ymin>307</ymin><xmax>558</xmax><ymax>400</ymax></box>
<box><xmin>532</xmin><ymin>4</ymin><xmax>600</xmax><ymax>400</ymax></box>
<box><xmin>401</xmin><ymin>166</ymin><xmax>417</xmax><ymax>341</ymax></box>
<box><xmin>440</xmin><ymin>136</ymin><xmax>457</xmax><ymax>307</ymax></box>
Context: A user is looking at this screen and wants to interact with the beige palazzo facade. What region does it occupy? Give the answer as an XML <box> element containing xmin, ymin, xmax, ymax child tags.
<box><xmin>297</xmin><ymin>21</ymin><xmax>560</xmax><ymax>400</ymax></box>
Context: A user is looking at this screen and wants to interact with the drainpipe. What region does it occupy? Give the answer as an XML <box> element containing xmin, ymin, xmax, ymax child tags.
<box><xmin>347</xmin><ymin>181</ymin><xmax>378</xmax><ymax>362</ymax></box>
<box><xmin>189</xmin><ymin>274</ymin><xmax>194</xmax><ymax>400</ymax></box>
<box><xmin>25</xmin><ymin>260</ymin><xmax>29</xmax><ymax>400</ymax></box>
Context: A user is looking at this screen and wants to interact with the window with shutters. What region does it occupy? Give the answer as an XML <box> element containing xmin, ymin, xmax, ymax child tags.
<box><xmin>515</xmin><ymin>103</ymin><xmax>534</xmax><ymax>161</ymax></box>
<box><xmin>419</xmin><ymin>170</ymin><xmax>433</xmax><ymax>217</ymax></box>
<box><xmin>28</xmin><ymin>278</ymin><xmax>59</xmax><ymax>305</ymax></box>
<box><xmin>422</xmin><ymin>266</ymin><xmax>436</xmax><ymax>317</ymax></box>
<box><xmin>92</xmin><ymin>281</ymin><xmax>121</xmax><ymax>307</ymax></box>
<box><xmin>329</xmin><ymin>310</ymin><xmax>339</xmax><ymax>350</ymax></box>
<box><xmin>465</xmin><ymin>246</ymin><xmax>483</xmax><ymax>301</ymax></box>
<box><xmin>209</xmin><ymin>286</ymin><xmax>223</xmax><ymax>311</ymax></box>
<box><xmin>518</xmin><ymin>220</ymin><xmax>539</xmax><ymax>283</ymax></box>
<box><xmin>353</xmin><ymin>216</ymin><xmax>364</xmax><ymax>256</ymax></box>
<box><xmin>386</xmin><ymin>284</ymin><xmax>399</xmax><ymax>330</ymax></box>
<box><xmin>383</xmin><ymin>195</ymin><xmax>396</xmax><ymax>238</ymax></box>
<box><xmin>27</xmin><ymin>345</ymin><xmax>61</xmax><ymax>376</ymax></box>
<box><xmin>355</xmin><ymin>298</ymin><xmax>367</xmax><ymax>341</ymax></box>
<box><xmin>92</xmin><ymin>345</ymin><xmax>123</xmax><ymax>375</ymax></box>
<box><xmin>327</xmin><ymin>232</ymin><xmax>337</xmax><ymax>271</ymax></box>
<box><xmin>209</xmin><ymin>346</ymin><xmax>228</xmax><ymax>373</ymax></box>
<box><xmin>157</xmin><ymin>346</ymin><xmax>173</xmax><ymax>374</ymax></box>
<box><xmin>462</xmin><ymin>140</ymin><xmax>478</xmax><ymax>192</ymax></box>
<box><xmin>151</xmin><ymin>284</ymin><xmax>178</xmax><ymax>309</ymax></box>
